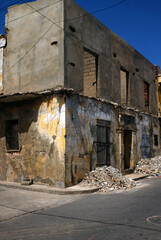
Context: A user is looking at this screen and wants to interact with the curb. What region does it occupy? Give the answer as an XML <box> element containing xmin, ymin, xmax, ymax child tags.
<box><xmin>125</xmin><ymin>173</ymin><xmax>148</xmax><ymax>181</ymax></box>
<box><xmin>0</xmin><ymin>181</ymin><xmax>100</xmax><ymax>195</ymax></box>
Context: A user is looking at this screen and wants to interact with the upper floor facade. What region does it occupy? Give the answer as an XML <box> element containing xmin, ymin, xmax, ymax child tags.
<box><xmin>0</xmin><ymin>0</ymin><xmax>159</xmax><ymax>115</ymax></box>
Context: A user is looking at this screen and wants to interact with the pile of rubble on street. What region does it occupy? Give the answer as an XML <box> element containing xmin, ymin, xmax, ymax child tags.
<box><xmin>135</xmin><ymin>155</ymin><xmax>161</xmax><ymax>177</ymax></box>
<box><xmin>80</xmin><ymin>166</ymin><xmax>137</xmax><ymax>192</ymax></box>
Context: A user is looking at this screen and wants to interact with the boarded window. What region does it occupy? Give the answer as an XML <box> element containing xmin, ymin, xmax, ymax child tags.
<box><xmin>144</xmin><ymin>82</ymin><xmax>149</xmax><ymax>111</ymax></box>
<box><xmin>83</xmin><ymin>49</ymin><xmax>98</xmax><ymax>97</ymax></box>
<box><xmin>6</xmin><ymin>120</ymin><xmax>19</xmax><ymax>151</ymax></box>
<box><xmin>96</xmin><ymin>120</ymin><xmax>110</xmax><ymax>166</ymax></box>
<box><xmin>120</xmin><ymin>68</ymin><xmax>129</xmax><ymax>105</ymax></box>
<box><xmin>154</xmin><ymin>135</ymin><xmax>158</xmax><ymax>146</ymax></box>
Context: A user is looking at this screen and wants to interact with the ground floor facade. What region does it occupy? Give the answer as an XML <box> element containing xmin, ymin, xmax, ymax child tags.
<box><xmin>0</xmin><ymin>90</ymin><xmax>160</xmax><ymax>187</ymax></box>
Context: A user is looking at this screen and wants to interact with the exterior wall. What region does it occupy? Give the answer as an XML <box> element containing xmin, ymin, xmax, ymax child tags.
<box><xmin>2</xmin><ymin>0</ymin><xmax>158</xmax><ymax>114</ymax></box>
<box><xmin>0</xmin><ymin>92</ymin><xmax>160</xmax><ymax>187</ymax></box>
<box><xmin>64</xmin><ymin>0</ymin><xmax>158</xmax><ymax>115</ymax></box>
<box><xmin>156</xmin><ymin>66</ymin><xmax>161</xmax><ymax>115</ymax></box>
<box><xmin>0</xmin><ymin>48</ymin><xmax>3</xmax><ymax>93</ymax></box>
<box><xmin>0</xmin><ymin>95</ymin><xmax>66</xmax><ymax>187</ymax></box>
<box><xmin>65</xmin><ymin>94</ymin><xmax>160</xmax><ymax>186</ymax></box>
<box><xmin>3</xmin><ymin>0</ymin><xmax>65</xmax><ymax>95</ymax></box>
<box><xmin>65</xmin><ymin>95</ymin><xmax>118</xmax><ymax>186</ymax></box>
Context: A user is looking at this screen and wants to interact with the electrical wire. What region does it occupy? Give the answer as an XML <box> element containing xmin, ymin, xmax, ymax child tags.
<box><xmin>56</xmin><ymin>0</ymin><xmax>127</xmax><ymax>23</ymax></box>
<box><xmin>3</xmin><ymin>0</ymin><xmax>127</xmax><ymax>76</ymax></box>
<box><xmin>0</xmin><ymin>0</ymin><xmax>63</xmax><ymax>29</ymax></box>
<box><xmin>0</xmin><ymin>0</ymin><xmax>126</xmax><ymax>26</ymax></box>
<box><xmin>0</xmin><ymin>0</ymin><xmax>25</xmax><ymax>13</ymax></box>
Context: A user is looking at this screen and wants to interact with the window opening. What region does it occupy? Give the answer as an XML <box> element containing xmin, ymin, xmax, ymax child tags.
<box><xmin>124</xmin><ymin>130</ymin><xmax>132</xmax><ymax>169</ymax></box>
<box><xmin>144</xmin><ymin>82</ymin><xmax>149</xmax><ymax>112</ymax></box>
<box><xmin>6</xmin><ymin>119</ymin><xmax>19</xmax><ymax>151</ymax></box>
<box><xmin>120</xmin><ymin>68</ymin><xmax>129</xmax><ymax>106</ymax></box>
<box><xmin>83</xmin><ymin>48</ymin><xmax>98</xmax><ymax>97</ymax></box>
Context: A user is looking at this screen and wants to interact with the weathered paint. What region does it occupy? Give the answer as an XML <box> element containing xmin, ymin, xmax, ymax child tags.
<box><xmin>3</xmin><ymin>0</ymin><xmax>158</xmax><ymax>116</ymax></box>
<box><xmin>65</xmin><ymin>94</ymin><xmax>160</xmax><ymax>186</ymax></box>
<box><xmin>0</xmin><ymin>92</ymin><xmax>160</xmax><ymax>187</ymax></box>
<box><xmin>0</xmin><ymin>95</ymin><xmax>66</xmax><ymax>188</ymax></box>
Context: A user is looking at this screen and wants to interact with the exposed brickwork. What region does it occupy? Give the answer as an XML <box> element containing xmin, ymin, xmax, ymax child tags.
<box><xmin>83</xmin><ymin>50</ymin><xmax>97</xmax><ymax>97</ymax></box>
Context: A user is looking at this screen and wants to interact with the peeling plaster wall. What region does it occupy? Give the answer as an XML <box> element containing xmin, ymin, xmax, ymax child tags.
<box><xmin>135</xmin><ymin>114</ymin><xmax>160</xmax><ymax>160</ymax></box>
<box><xmin>65</xmin><ymin>94</ymin><xmax>161</xmax><ymax>186</ymax></box>
<box><xmin>0</xmin><ymin>93</ymin><xmax>160</xmax><ymax>187</ymax></box>
<box><xmin>0</xmin><ymin>95</ymin><xmax>66</xmax><ymax>188</ymax></box>
<box><xmin>65</xmin><ymin>95</ymin><xmax>119</xmax><ymax>186</ymax></box>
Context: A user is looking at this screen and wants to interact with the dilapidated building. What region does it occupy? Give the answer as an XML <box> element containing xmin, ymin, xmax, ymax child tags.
<box><xmin>0</xmin><ymin>0</ymin><xmax>160</xmax><ymax>187</ymax></box>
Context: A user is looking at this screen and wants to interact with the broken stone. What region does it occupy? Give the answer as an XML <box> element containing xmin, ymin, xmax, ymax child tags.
<box><xmin>135</xmin><ymin>156</ymin><xmax>161</xmax><ymax>177</ymax></box>
<box><xmin>80</xmin><ymin>166</ymin><xmax>136</xmax><ymax>192</ymax></box>
<box><xmin>21</xmin><ymin>178</ymin><xmax>33</xmax><ymax>186</ymax></box>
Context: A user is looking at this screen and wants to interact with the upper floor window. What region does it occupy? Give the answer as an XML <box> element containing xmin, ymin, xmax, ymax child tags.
<box><xmin>83</xmin><ymin>48</ymin><xmax>98</xmax><ymax>97</ymax></box>
<box><xmin>120</xmin><ymin>68</ymin><xmax>129</xmax><ymax>106</ymax></box>
<box><xmin>144</xmin><ymin>82</ymin><xmax>149</xmax><ymax>112</ymax></box>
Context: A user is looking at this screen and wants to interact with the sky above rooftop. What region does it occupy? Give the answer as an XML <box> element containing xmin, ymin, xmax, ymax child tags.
<box><xmin>0</xmin><ymin>0</ymin><xmax>161</xmax><ymax>67</ymax></box>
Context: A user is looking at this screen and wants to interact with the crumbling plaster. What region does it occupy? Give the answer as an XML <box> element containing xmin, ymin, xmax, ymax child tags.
<box><xmin>64</xmin><ymin>93</ymin><xmax>160</xmax><ymax>186</ymax></box>
<box><xmin>3</xmin><ymin>0</ymin><xmax>158</xmax><ymax>115</ymax></box>
<box><xmin>0</xmin><ymin>91</ymin><xmax>160</xmax><ymax>187</ymax></box>
<box><xmin>0</xmin><ymin>94</ymin><xmax>66</xmax><ymax>187</ymax></box>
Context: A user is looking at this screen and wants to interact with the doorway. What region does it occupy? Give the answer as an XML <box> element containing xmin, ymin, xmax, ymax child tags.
<box><xmin>124</xmin><ymin>130</ymin><xmax>132</xmax><ymax>169</ymax></box>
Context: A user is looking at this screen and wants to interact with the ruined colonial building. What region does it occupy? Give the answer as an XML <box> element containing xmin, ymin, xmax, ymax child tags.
<box><xmin>0</xmin><ymin>0</ymin><xmax>160</xmax><ymax>187</ymax></box>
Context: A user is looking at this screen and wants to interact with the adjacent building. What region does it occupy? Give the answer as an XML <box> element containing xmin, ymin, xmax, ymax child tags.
<box><xmin>0</xmin><ymin>0</ymin><xmax>160</xmax><ymax>187</ymax></box>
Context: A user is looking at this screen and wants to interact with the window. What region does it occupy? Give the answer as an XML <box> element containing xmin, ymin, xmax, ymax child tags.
<box><xmin>6</xmin><ymin>120</ymin><xmax>19</xmax><ymax>151</ymax></box>
<box><xmin>83</xmin><ymin>48</ymin><xmax>98</xmax><ymax>97</ymax></box>
<box><xmin>144</xmin><ymin>82</ymin><xmax>149</xmax><ymax>112</ymax></box>
<box><xmin>96</xmin><ymin>119</ymin><xmax>110</xmax><ymax>166</ymax></box>
<box><xmin>154</xmin><ymin>135</ymin><xmax>158</xmax><ymax>146</ymax></box>
<box><xmin>120</xmin><ymin>68</ymin><xmax>129</xmax><ymax>105</ymax></box>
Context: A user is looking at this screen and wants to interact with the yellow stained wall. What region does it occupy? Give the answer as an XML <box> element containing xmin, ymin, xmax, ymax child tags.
<box><xmin>0</xmin><ymin>95</ymin><xmax>66</xmax><ymax>188</ymax></box>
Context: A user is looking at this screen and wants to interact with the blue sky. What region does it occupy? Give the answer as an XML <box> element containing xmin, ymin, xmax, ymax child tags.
<box><xmin>0</xmin><ymin>0</ymin><xmax>161</xmax><ymax>67</ymax></box>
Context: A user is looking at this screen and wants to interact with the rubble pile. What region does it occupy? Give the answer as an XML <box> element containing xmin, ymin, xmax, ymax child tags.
<box><xmin>80</xmin><ymin>166</ymin><xmax>136</xmax><ymax>192</ymax></box>
<box><xmin>135</xmin><ymin>156</ymin><xmax>161</xmax><ymax>177</ymax></box>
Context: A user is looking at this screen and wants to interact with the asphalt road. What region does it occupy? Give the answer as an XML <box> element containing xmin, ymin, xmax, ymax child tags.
<box><xmin>0</xmin><ymin>178</ymin><xmax>161</xmax><ymax>240</ymax></box>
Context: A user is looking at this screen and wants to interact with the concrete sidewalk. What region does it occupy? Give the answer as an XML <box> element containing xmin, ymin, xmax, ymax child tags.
<box><xmin>0</xmin><ymin>181</ymin><xmax>100</xmax><ymax>195</ymax></box>
<box><xmin>125</xmin><ymin>173</ymin><xmax>148</xmax><ymax>181</ymax></box>
<box><xmin>0</xmin><ymin>173</ymin><xmax>148</xmax><ymax>195</ymax></box>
